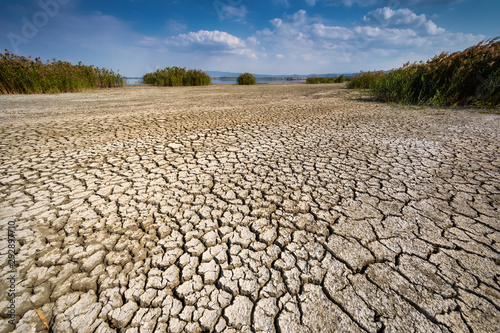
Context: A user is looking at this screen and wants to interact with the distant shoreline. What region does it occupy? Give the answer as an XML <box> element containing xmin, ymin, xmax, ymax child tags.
<box><xmin>125</xmin><ymin>77</ymin><xmax>309</xmax><ymax>85</ymax></box>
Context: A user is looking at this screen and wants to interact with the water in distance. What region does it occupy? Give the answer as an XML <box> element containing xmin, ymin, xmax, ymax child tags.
<box><xmin>125</xmin><ymin>78</ymin><xmax>307</xmax><ymax>85</ymax></box>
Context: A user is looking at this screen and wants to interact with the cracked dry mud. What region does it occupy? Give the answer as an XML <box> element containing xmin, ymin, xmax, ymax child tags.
<box><xmin>0</xmin><ymin>84</ymin><xmax>499</xmax><ymax>333</ymax></box>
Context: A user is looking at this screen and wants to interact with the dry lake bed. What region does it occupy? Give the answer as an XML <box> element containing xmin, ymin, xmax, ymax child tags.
<box><xmin>0</xmin><ymin>84</ymin><xmax>499</xmax><ymax>332</ymax></box>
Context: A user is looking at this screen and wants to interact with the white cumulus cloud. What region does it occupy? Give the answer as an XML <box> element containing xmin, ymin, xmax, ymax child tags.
<box><xmin>255</xmin><ymin>8</ymin><xmax>483</xmax><ymax>73</ymax></box>
<box><xmin>165</xmin><ymin>30</ymin><xmax>264</xmax><ymax>62</ymax></box>
<box><xmin>168</xmin><ymin>30</ymin><xmax>246</xmax><ymax>50</ymax></box>
<box><xmin>363</xmin><ymin>7</ymin><xmax>445</xmax><ymax>35</ymax></box>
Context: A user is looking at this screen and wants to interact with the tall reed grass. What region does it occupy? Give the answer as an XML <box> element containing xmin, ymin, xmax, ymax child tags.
<box><xmin>142</xmin><ymin>67</ymin><xmax>211</xmax><ymax>86</ymax></box>
<box><xmin>347</xmin><ymin>71</ymin><xmax>386</xmax><ymax>89</ymax></box>
<box><xmin>348</xmin><ymin>38</ymin><xmax>500</xmax><ymax>108</ymax></box>
<box><xmin>0</xmin><ymin>50</ymin><xmax>124</xmax><ymax>94</ymax></box>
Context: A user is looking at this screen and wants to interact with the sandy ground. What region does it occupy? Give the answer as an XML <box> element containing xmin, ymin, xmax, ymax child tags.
<box><xmin>0</xmin><ymin>84</ymin><xmax>499</xmax><ymax>332</ymax></box>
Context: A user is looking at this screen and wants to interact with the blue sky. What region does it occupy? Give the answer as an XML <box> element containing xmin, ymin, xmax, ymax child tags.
<box><xmin>1</xmin><ymin>0</ymin><xmax>498</xmax><ymax>76</ymax></box>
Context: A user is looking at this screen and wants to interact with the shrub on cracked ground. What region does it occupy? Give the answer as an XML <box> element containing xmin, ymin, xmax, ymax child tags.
<box><xmin>142</xmin><ymin>67</ymin><xmax>210</xmax><ymax>86</ymax></box>
<box><xmin>237</xmin><ymin>73</ymin><xmax>256</xmax><ymax>85</ymax></box>
<box><xmin>0</xmin><ymin>50</ymin><xmax>124</xmax><ymax>94</ymax></box>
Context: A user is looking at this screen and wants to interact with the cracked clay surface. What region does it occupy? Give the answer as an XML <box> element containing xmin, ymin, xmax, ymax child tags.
<box><xmin>0</xmin><ymin>84</ymin><xmax>499</xmax><ymax>332</ymax></box>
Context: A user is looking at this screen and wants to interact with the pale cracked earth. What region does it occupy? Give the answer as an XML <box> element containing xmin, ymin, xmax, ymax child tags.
<box><xmin>0</xmin><ymin>84</ymin><xmax>499</xmax><ymax>333</ymax></box>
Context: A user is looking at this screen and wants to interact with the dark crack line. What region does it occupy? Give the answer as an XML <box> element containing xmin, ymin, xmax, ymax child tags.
<box><xmin>320</xmin><ymin>284</ymin><xmax>370</xmax><ymax>333</ymax></box>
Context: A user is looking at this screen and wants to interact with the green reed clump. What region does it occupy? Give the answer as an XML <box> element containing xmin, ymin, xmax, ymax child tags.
<box><xmin>0</xmin><ymin>50</ymin><xmax>123</xmax><ymax>94</ymax></box>
<box><xmin>335</xmin><ymin>75</ymin><xmax>346</xmax><ymax>83</ymax></box>
<box><xmin>142</xmin><ymin>67</ymin><xmax>210</xmax><ymax>86</ymax></box>
<box><xmin>237</xmin><ymin>73</ymin><xmax>256</xmax><ymax>85</ymax></box>
<box><xmin>371</xmin><ymin>38</ymin><xmax>500</xmax><ymax>107</ymax></box>
<box><xmin>347</xmin><ymin>71</ymin><xmax>386</xmax><ymax>89</ymax></box>
<box><xmin>184</xmin><ymin>69</ymin><xmax>211</xmax><ymax>86</ymax></box>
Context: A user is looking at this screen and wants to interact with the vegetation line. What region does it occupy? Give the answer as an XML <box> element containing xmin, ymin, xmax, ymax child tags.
<box><xmin>347</xmin><ymin>38</ymin><xmax>500</xmax><ymax>108</ymax></box>
<box><xmin>2</xmin><ymin>38</ymin><xmax>498</xmax><ymax>104</ymax></box>
<box><xmin>306</xmin><ymin>75</ymin><xmax>345</xmax><ymax>84</ymax></box>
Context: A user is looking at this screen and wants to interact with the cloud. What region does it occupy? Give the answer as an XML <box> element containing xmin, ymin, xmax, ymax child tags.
<box><xmin>0</xmin><ymin>9</ymin><xmax>162</xmax><ymax>76</ymax></box>
<box><xmin>324</xmin><ymin>0</ymin><xmax>378</xmax><ymax>6</ymax></box>
<box><xmin>260</xmin><ymin>8</ymin><xmax>480</xmax><ymax>50</ymax></box>
<box><xmin>255</xmin><ymin>8</ymin><xmax>483</xmax><ymax>73</ymax></box>
<box><xmin>363</xmin><ymin>7</ymin><xmax>445</xmax><ymax>35</ymax></box>
<box><xmin>363</xmin><ymin>7</ymin><xmax>426</xmax><ymax>27</ymax></box>
<box><xmin>311</xmin><ymin>24</ymin><xmax>353</xmax><ymax>40</ymax></box>
<box><xmin>273</xmin><ymin>0</ymin><xmax>291</xmax><ymax>7</ymax></box>
<box><xmin>168</xmin><ymin>30</ymin><xmax>246</xmax><ymax>50</ymax></box>
<box><xmin>403</xmin><ymin>0</ymin><xmax>463</xmax><ymax>6</ymax></box>
<box><xmin>0</xmin><ymin>5</ymin><xmax>256</xmax><ymax>75</ymax></box>
<box><xmin>214</xmin><ymin>3</ymin><xmax>248</xmax><ymax>22</ymax></box>
<box><xmin>165</xmin><ymin>19</ymin><xmax>187</xmax><ymax>32</ymax></box>
<box><xmin>324</xmin><ymin>0</ymin><xmax>462</xmax><ymax>7</ymax></box>
<box><xmin>165</xmin><ymin>30</ymin><xmax>262</xmax><ymax>61</ymax></box>
<box><xmin>0</xmin><ymin>0</ymin><xmax>481</xmax><ymax>76</ymax></box>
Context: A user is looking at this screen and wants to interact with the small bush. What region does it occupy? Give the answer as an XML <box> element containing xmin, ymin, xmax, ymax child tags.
<box><xmin>237</xmin><ymin>73</ymin><xmax>256</xmax><ymax>85</ymax></box>
<box><xmin>142</xmin><ymin>67</ymin><xmax>210</xmax><ymax>86</ymax></box>
<box><xmin>335</xmin><ymin>75</ymin><xmax>346</xmax><ymax>83</ymax></box>
<box><xmin>0</xmin><ymin>50</ymin><xmax>123</xmax><ymax>94</ymax></box>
